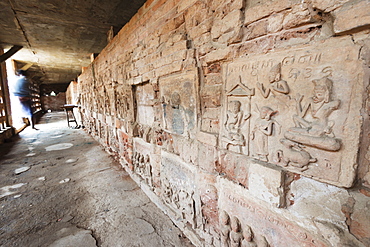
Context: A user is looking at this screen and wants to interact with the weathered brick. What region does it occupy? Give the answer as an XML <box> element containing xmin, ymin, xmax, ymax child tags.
<box><xmin>198</xmin><ymin>142</ymin><xmax>218</xmax><ymax>173</ymax></box>
<box><xmin>282</xmin><ymin>8</ymin><xmax>318</xmax><ymax>30</ymax></box>
<box><xmin>333</xmin><ymin>0</ymin><xmax>370</xmax><ymax>34</ymax></box>
<box><xmin>204</xmin><ymin>63</ymin><xmax>221</xmax><ymax>74</ymax></box>
<box><xmin>161</xmin><ymin>40</ymin><xmax>188</xmax><ymax>56</ymax></box>
<box><xmin>244</xmin><ymin>0</ymin><xmax>291</xmax><ymax>26</ymax></box>
<box><xmin>138</xmin><ymin>64</ymin><xmax>154</xmax><ymax>75</ymax></box>
<box><xmin>204</xmin><ymin>47</ymin><xmax>231</xmax><ymax>64</ymax></box>
<box><xmin>188</xmin><ymin>18</ymin><xmax>213</xmax><ymax>39</ymax></box>
<box><xmin>142</xmin><ymin>71</ymin><xmax>156</xmax><ymax>82</ymax></box>
<box><xmin>155</xmin><ymin>60</ymin><xmax>183</xmax><ymax>77</ymax></box>
<box><xmin>245</xmin><ymin>18</ymin><xmax>269</xmax><ymax>40</ymax></box>
<box><xmin>177</xmin><ymin>0</ymin><xmax>198</xmax><ymax>13</ymax></box>
<box><xmin>202</xmin><ymin>107</ymin><xmax>220</xmax><ymax>119</ymax></box>
<box><xmin>205</xmin><ymin>73</ymin><xmax>223</xmax><ymax>85</ymax></box>
<box><xmin>267</xmin><ymin>12</ymin><xmax>284</xmax><ymax>33</ymax></box>
<box><xmin>222</xmin><ymin>10</ymin><xmax>243</xmax><ymax>34</ymax></box>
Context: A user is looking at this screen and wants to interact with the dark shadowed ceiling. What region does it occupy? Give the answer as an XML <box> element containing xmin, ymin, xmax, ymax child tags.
<box><xmin>0</xmin><ymin>0</ymin><xmax>146</xmax><ymax>90</ymax></box>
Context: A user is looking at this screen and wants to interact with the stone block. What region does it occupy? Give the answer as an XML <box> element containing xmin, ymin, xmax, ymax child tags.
<box><xmin>218</xmin><ymin>177</ymin><xmax>329</xmax><ymax>247</ymax></box>
<box><xmin>177</xmin><ymin>0</ymin><xmax>198</xmax><ymax>13</ymax></box>
<box><xmin>236</xmin><ymin>35</ymin><xmax>275</xmax><ymax>56</ymax></box>
<box><xmin>244</xmin><ymin>0</ymin><xmax>291</xmax><ymax>26</ymax></box>
<box><xmin>155</xmin><ymin>60</ymin><xmax>183</xmax><ymax>77</ymax></box>
<box><xmin>221</xmin><ymin>10</ymin><xmax>243</xmax><ymax>34</ymax></box>
<box><xmin>137</xmin><ymin>106</ymin><xmax>155</xmax><ymax>126</ymax></box>
<box><xmin>201</xmin><ymin>107</ymin><xmax>220</xmax><ymax>119</ymax></box>
<box><xmin>198</xmin><ymin>142</ymin><xmax>218</xmax><ymax>173</ymax></box>
<box><xmin>197</xmin><ymin>131</ymin><xmax>218</xmax><ymax>146</ymax></box>
<box><xmin>283</xmin><ymin>6</ymin><xmax>323</xmax><ymax>30</ymax></box>
<box><xmin>142</xmin><ymin>70</ymin><xmax>156</xmax><ymax>82</ymax></box>
<box><xmin>188</xmin><ymin>19</ymin><xmax>212</xmax><ymax>39</ymax></box>
<box><xmin>248</xmin><ymin>162</ymin><xmax>285</xmax><ymax>207</ymax></box>
<box><xmin>333</xmin><ymin>0</ymin><xmax>370</xmax><ymax>34</ymax></box>
<box><xmin>160</xmin><ymin>151</ymin><xmax>199</xmax><ymax>229</ymax></box>
<box><xmin>267</xmin><ymin>12</ymin><xmax>284</xmax><ymax>33</ymax></box>
<box><xmin>197</xmin><ymin>172</ymin><xmax>219</xmax><ymax>228</ymax></box>
<box><xmin>205</xmin><ymin>73</ymin><xmax>223</xmax><ymax>86</ymax></box>
<box><xmin>201</xmin><ymin>118</ymin><xmax>220</xmax><ymax>133</ymax></box>
<box><xmin>218</xmin><ymin>151</ymin><xmax>251</xmax><ymax>187</ymax></box>
<box><xmin>311</xmin><ymin>0</ymin><xmax>351</xmax><ymax>12</ymax></box>
<box><xmin>204</xmin><ymin>63</ymin><xmax>221</xmax><ymax>74</ymax></box>
<box><xmin>138</xmin><ymin>64</ymin><xmax>153</xmax><ymax>75</ymax></box>
<box><xmin>201</xmin><ymin>85</ymin><xmax>222</xmax><ymax>108</ymax></box>
<box><xmin>132</xmin><ymin>76</ymin><xmax>143</xmax><ymax>85</ymax></box>
<box><xmin>158</xmin><ymin>71</ymin><xmax>198</xmax><ymax>137</ymax></box>
<box><xmin>211</xmin><ymin>18</ymin><xmax>224</xmax><ymax>40</ymax></box>
<box><xmin>204</xmin><ymin>47</ymin><xmax>231</xmax><ymax>64</ymax></box>
<box><xmin>349</xmin><ymin>191</ymin><xmax>370</xmax><ymax>245</ymax></box>
<box><xmin>217</xmin><ymin>29</ymin><xmax>243</xmax><ymax>45</ymax></box>
<box><xmin>161</xmin><ymin>40</ymin><xmax>188</xmax><ymax>57</ymax></box>
<box><xmin>245</xmin><ymin>18</ymin><xmax>269</xmax><ymax>40</ymax></box>
<box><xmin>179</xmin><ymin>138</ymin><xmax>198</xmax><ymax>164</ymax></box>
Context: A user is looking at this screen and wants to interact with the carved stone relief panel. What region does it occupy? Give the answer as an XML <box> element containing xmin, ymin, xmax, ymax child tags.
<box><xmin>160</xmin><ymin>152</ymin><xmax>199</xmax><ymax>229</ymax></box>
<box><xmin>135</xmin><ymin>82</ymin><xmax>156</xmax><ymax>126</ymax></box>
<box><xmin>158</xmin><ymin>72</ymin><xmax>198</xmax><ymax>138</ymax></box>
<box><xmin>115</xmin><ymin>84</ymin><xmax>134</xmax><ymax>122</ymax></box>
<box><xmin>218</xmin><ymin>177</ymin><xmax>327</xmax><ymax>247</ymax></box>
<box><xmin>222</xmin><ymin>37</ymin><xmax>364</xmax><ymax>187</ymax></box>
<box><xmin>133</xmin><ymin>139</ymin><xmax>155</xmax><ymax>190</ymax></box>
<box><xmin>197</xmin><ymin>173</ymin><xmax>220</xmax><ymax>246</ymax></box>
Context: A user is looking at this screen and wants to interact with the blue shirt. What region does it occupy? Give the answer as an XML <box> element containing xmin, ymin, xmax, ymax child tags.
<box><xmin>13</xmin><ymin>76</ymin><xmax>31</xmax><ymax>97</ymax></box>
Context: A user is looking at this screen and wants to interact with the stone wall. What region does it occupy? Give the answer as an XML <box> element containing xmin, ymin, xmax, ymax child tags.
<box><xmin>74</xmin><ymin>0</ymin><xmax>370</xmax><ymax>246</ymax></box>
<box><xmin>41</xmin><ymin>92</ymin><xmax>66</xmax><ymax>111</ymax></box>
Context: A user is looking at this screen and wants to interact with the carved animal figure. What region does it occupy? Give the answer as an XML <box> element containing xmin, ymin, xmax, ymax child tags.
<box><xmin>276</xmin><ymin>139</ymin><xmax>317</xmax><ymax>171</ymax></box>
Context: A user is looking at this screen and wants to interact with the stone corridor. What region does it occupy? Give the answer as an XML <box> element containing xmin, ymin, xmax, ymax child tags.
<box><xmin>0</xmin><ymin>112</ymin><xmax>193</xmax><ymax>247</ymax></box>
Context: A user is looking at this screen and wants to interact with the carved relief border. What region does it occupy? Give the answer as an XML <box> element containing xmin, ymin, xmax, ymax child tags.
<box><xmin>220</xmin><ymin>37</ymin><xmax>364</xmax><ymax>188</ymax></box>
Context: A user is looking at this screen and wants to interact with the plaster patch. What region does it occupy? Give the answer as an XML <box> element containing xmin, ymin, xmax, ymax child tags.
<box><xmin>45</xmin><ymin>143</ymin><xmax>73</xmax><ymax>151</ymax></box>
<box><xmin>0</xmin><ymin>183</ymin><xmax>27</xmax><ymax>198</ymax></box>
<box><xmin>51</xmin><ymin>135</ymin><xmax>64</xmax><ymax>139</ymax></box>
<box><xmin>65</xmin><ymin>159</ymin><xmax>78</xmax><ymax>163</ymax></box>
<box><xmin>15</xmin><ymin>166</ymin><xmax>31</xmax><ymax>174</ymax></box>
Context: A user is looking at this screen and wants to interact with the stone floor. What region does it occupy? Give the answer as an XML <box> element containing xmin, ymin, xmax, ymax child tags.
<box><xmin>0</xmin><ymin>112</ymin><xmax>193</xmax><ymax>247</ymax></box>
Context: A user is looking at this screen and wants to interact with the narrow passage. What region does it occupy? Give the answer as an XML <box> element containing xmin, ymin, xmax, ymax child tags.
<box><xmin>0</xmin><ymin>112</ymin><xmax>193</xmax><ymax>247</ymax></box>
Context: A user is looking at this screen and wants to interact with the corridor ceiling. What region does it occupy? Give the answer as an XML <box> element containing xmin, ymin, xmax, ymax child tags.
<box><xmin>0</xmin><ymin>0</ymin><xmax>146</xmax><ymax>86</ymax></box>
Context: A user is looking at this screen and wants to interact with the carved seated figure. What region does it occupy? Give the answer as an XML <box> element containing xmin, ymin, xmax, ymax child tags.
<box><xmin>241</xmin><ymin>225</ymin><xmax>257</xmax><ymax>247</ymax></box>
<box><xmin>230</xmin><ymin>216</ymin><xmax>243</xmax><ymax>247</ymax></box>
<box><xmin>223</xmin><ymin>101</ymin><xmax>250</xmax><ymax>152</ymax></box>
<box><xmin>285</xmin><ymin>77</ymin><xmax>341</xmax><ymax>151</ymax></box>
<box><xmin>219</xmin><ymin>210</ymin><xmax>231</xmax><ymax>247</ymax></box>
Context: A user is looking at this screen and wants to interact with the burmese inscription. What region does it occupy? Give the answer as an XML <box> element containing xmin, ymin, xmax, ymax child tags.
<box><xmin>222</xmin><ymin>38</ymin><xmax>363</xmax><ymax>187</ymax></box>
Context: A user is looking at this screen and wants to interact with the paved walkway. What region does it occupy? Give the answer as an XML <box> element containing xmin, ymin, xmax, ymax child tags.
<box><xmin>0</xmin><ymin>112</ymin><xmax>193</xmax><ymax>247</ymax></box>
